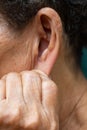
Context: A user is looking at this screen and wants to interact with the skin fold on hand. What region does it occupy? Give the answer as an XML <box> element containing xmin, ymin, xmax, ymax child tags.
<box><xmin>0</xmin><ymin>70</ymin><xmax>59</xmax><ymax>130</ymax></box>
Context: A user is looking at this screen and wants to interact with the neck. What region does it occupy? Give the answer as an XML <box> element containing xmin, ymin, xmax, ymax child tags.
<box><xmin>51</xmin><ymin>58</ymin><xmax>87</xmax><ymax>129</ymax></box>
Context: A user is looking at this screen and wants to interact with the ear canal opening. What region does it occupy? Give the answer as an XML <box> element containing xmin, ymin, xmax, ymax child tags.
<box><xmin>38</xmin><ymin>38</ymin><xmax>49</xmax><ymax>58</ymax></box>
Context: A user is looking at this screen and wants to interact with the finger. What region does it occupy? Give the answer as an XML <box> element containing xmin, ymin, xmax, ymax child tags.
<box><xmin>6</xmin><ymin>73</ymin><xmax>23</xmax><ymax>102</ymax></box>
<box><xmin>32</xmin><ymin>70</ymin><xmax>57</xmax><ymax>108</ymax></box>
<box><xmin>20</xmin><ymin>71</ymin><xmax>41</xmax><ymax>128</ymax></box>
<box><xmin>33</xmin><ymin>70</ymin><xmax>48</xmax><ymax>77</ymax></box>
<box><xmin>33</xmin><ymin>69</ymin><xmax>50</xmax><ymax>80</ymax></box>
<box><xmin>33</xmin><ymin>70</ymin><xmax>59</xmax><ymax>129</ymax></box>
<box><xmin>42</xmin><ymin>80</ymin><xmax>59</xmax><ymax>112</ymax></box>
<box><xmin>42</xmin><ymin>80</ymin><xmax>59</xmax><ymax>130</ymax></box>
<box><xmin>0</xmin><ymin>79</ymin><xmax>6</xmax><ymax>101</ymax></box>
<box><xmin>21</xmin><ymin>71</ymin><xmax>42</xmax><ymax>103</ymax></box>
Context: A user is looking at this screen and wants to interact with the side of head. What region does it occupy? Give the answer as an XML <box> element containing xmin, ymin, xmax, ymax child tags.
<box><xmin>0</xmin><ymin>0</ymin><xmax>87</xmax><ymax>77</ymax></box>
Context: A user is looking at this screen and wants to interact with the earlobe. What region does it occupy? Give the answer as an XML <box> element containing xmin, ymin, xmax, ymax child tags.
<box><xmin>34</xmin><ymin>8</ymin><xmax>62</xmax><ymax>75</ymax></box>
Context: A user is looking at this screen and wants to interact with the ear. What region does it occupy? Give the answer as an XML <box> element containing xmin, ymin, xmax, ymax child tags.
<box><xmin>34</xmin><ymin>8</ymin><xmax>63</xmax><ymax>75</ymax></box>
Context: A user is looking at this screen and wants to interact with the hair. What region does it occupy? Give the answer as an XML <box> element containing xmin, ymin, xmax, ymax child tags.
<box><xmin>0</xmin><ymin>0</ymin><xmax>87</xmax><ymax>64</ymax></box>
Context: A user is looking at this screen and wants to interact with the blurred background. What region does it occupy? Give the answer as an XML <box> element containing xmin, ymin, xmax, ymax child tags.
<box><xmin>81</xmin><ymin>48</ymin><xmax>87</xmax><ymax>78</ymax></box>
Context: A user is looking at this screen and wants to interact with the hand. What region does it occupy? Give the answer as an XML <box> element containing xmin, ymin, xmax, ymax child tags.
<box><xmin>0</xmin><ymin>70</ymin><xmax>59</xmax><ymax>130</ymax></box>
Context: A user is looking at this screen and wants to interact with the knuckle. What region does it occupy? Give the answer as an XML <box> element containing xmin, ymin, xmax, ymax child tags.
<box><xmin>49</xmin><ymin>80</ymin><xmax>58</xmax><ymax>92</ymax></box>
<box><xmin>6</xmin><ymin>72</ymin><xmax>19</xmax><ymax>79</ymax></box>
<box><xmin>21</xmin><ymin>71</ymin><xmax>39</xmax><ymax>79</ymax></box>
<box><xmin>20</xmin><ymin>70</ymin><xmax>29</xmax><ymax>76</ymax></box>
<box><xmin>6</xmin><ymin>72</ymin><xmax>21</xmax><ymax>84</ymax></box>
<box><xmin>50</xmin><ymin>80</ymin><xmax>58</xmax><ymax>88</ymax></box>
<box><xmin>43</xmin><ymin>80</ymin><xmax>58</xmax><ymax>94</ymax></box>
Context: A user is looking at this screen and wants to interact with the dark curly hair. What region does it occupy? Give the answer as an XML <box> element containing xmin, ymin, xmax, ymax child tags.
<box><xmin>0</xmin><ymin>0</ymin><xmax>87</xmax><ymax>64</ymax></box>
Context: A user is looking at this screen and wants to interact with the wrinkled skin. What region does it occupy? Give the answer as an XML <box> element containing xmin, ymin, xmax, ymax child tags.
<box><xmin>0</xmin><ymin>70</ymin><xmax>59</xmax><ymax>130</ymax></box>
<box><xmin>0</xmin><ymin>7</ymin><xmax>87</xmax><ymax>130</ymax></box>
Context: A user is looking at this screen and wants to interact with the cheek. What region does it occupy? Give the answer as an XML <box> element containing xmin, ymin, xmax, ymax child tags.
<box><xmin>0</xmin><ymin>20</ymin><xmax>38</xmax><ymax>73</ymax></box>
<box><xmin>11</xmin><ymin>37</ymin><xmax>35</xmax><ymax>71</ymax></box>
